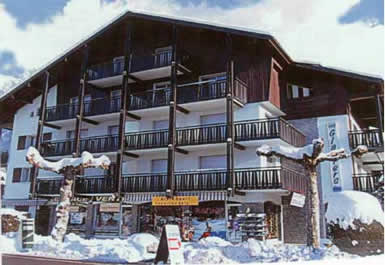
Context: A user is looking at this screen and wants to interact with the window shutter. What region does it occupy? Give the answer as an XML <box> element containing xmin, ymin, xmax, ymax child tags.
<box><xmin>13</xmin><ymin>168</ymin><xmax>21</xmax><ymax>183</ymax></box>
<box><xmin>17</xmin><ymin>136</ymin><xmax>26</xmax><ymax>150</ymax></box>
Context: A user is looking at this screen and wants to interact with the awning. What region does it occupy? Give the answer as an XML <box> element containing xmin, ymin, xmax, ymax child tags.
<box><xmin>2</xmin><ymin>199</ymin><xmax>48</xmax><ymax>207</ymax></box>
<box><xmin>123</xmin><ymin>191</ymin><xmax>227</xmax><ymax>204</ymax></box>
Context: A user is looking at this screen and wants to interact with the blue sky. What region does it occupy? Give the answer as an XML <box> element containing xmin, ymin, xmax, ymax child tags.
<box><xmin>0</xmin><ymin>0</ymin><xmax>383</xmax><ymax>95</ymax></box>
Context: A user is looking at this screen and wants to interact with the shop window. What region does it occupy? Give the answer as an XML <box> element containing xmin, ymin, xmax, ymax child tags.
<box><xmin>121</xmin><ymin>205</ymin><xmax>135</xmax><ymax>236</ymax></box>
<box><xmin>95</xmin><ymin>203</ymin><xmax>121</xmax><ymax>235</ymax></box>
<box><xmin>68</xmin><ymin>206</ymin><xmax>87</xmax><ymax>234</ymax></box>
<box><xmin>287</xmin><ymin>84</ymin><xmax>312</xmax><ymax>100</ymax></box>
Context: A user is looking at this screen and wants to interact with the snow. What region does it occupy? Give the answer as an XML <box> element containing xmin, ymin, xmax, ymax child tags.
<box><xmin>352</xmin><ymin>240</ymin><xmax>359</xmax><ymax>246</ymax></box>
<box><xmin>0</xmin><ymin>233</ymin><xmax>158</xmax><ymax>263</ymax></box>
<box><xmin>183</xmin><ymin>237</ymin><xmax>357</xmax><ymax>264</ymax></box>
<box><xmin>325</xmin><ymin>191</ymin><xmax>384</xmax><ymax>229</ymax></box>
<box><xmin>26</xmin><ymin>146</ymin><xmax>111</xmax><ymax>173</ymax></box>
<box><xmin>0</xmin><ymin>208</ymin><xmax>28</xmax><ymax>220</ymax></box>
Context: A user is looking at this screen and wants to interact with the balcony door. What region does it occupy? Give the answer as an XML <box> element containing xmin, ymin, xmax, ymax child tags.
<box><xmin>70</xmin><ymin>95</ymin><xmax>91</xmax><ymax>116</ymax></box>
<box><xmin>152</xmin><ymin>82</ymin><xmax>170</xmax><ymax>107</ymax></box>
<box><xmin>154</xmin><ymin>46</ymin><xmax>172</xmax><ymax>67</ymax></box>
<box><xmin>151</xmin><ymin>159</ymin><xmax>167</xmax><ymax>174</ymax></box>
<box><xmin>199</xmin><ymin>155</ymin><xmax>226</xmax><ymax>170</ymax></box>
<box><xmin>200</xmin><ymin>113</ymin><xmax>226</xmax><ymax>143</ymax></box>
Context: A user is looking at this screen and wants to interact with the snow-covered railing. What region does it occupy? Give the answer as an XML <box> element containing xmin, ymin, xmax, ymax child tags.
<box><xmin>348</xmin><ymin>129</ymin><xmax>383</xmax><ymax>150</ymax></box>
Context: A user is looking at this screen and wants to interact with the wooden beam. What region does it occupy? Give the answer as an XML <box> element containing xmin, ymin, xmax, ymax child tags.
<box><xmin>176</xmin><ymin>105</ymin><xmax>189</xmax><ymax>114</ymax></box>
<box><xmin>234</xmin><ymin>143</ymin><xmax>246</xmax><ymax>150</ymax></box>
<box><xmin>123</xmin><ymin>151</ymin><xmax>139</xmax><ymax>158</ymax></box>
<box><xmin>233</xmin><ymin>98</ymin><xmax>244</xmax><ymax>108</ymax></box>
<box><xmin>87</xmin><ymin>83</ymin><xmax>109</xmax><ymax>93</ymax></box>
<box><xmin>177</xmin><ymin>64</ymin><xmax>191</xmax><ymax>75</ymax></box>
<box><xmin>363</xmin><ymin>161</ymin><xmax>383</xmax><ymax>165</ymax></box>
<box><xmin>81</xmin><ymin>116</ymin><xmax>99</xmax><ymax>125</ymax></box>
<box><xmin>361</xmin><ymin>117</ymin><xmax>377</xmax><ymax>120</ymax></box>
<box><xmin>126</xmin><ymin>111</ymin><xmax>141</xmax><ymax>120</ymax></box>
<box><xmin>10</xmin><ymin>95</ymin><xmax>33</xmax><ymax>104</ymax></box>
<box><xmin>175</xmin><ymin>147</ymin><xmax>188</xmax><ymax>155</ymax></box>
<box><xmin>43</xmin><ymin>122</ymin><xmax>61</xmax><ymax>130</ymax></box>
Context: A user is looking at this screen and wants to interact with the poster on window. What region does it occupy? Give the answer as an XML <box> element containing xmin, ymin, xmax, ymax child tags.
<box><xmin>69</xmin><ymin>212</ymin><xmax>85</xmax><ymax>225</ymax></box>
<box><xmin>326</xmin><ymin>122</ymin><xmax>342</xmax><ymax>192</ymax></box>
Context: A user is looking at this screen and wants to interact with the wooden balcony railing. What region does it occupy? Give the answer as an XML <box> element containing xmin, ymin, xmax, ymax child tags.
<box><xmin>353</xmin><ymin>173</ymin><xmax>382</xmax><ymax>193</ymax></box>
<box><xmin>349</xmin><ymin>129</ymin><xmax>383</xmax><ymax>150</ymax></box>
<box><xmin>122</xmin><ymin>173</ymin><xmax>167</xmax><ymax>193</ymax></box>
<box><xmin>35</xmin><ymin>166</ymin><xmax>306</xmax><ymax>195</ymax></box>
<box><xmin>75</xmin><ymin>175</ymin><xmax>115</xmax><ymax>194</ymax></box>
<box><xmin>36</xmin><ymin>177</ymin><xmax>63</xmax><ymax>195</ymax></box>
<box><xmin>125</xmin><ymin>129</ymin><xmax>169</xmax><ymax>150</ymax></box>
<box><xmin>42</xmin><ymin>134</ymin><xmax>119</xmax><ymax>156</ymax></box>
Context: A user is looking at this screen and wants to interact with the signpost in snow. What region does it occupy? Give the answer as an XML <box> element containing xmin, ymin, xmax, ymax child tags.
<box><xmin>155</xmin><ymin>224</ymin><xmax>184</xmax><ymax>265</ymax></box>
<box><xmin>256</xmin><ymin>138</ymin><xmax>368</xmax><ymax>249</ymax></box>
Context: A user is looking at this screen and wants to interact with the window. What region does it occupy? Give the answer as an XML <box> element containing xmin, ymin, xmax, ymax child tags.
<box><xmin>153</xmin><ymin>120</ymin><xmax>169</xmax><ymax>130</ymax></box>
<box><xmin>17</xmin><ymin>135</ymin><xmax>35</xmax><ymax>150</ymax></box>
<box><xmin>287</xmin><ymin>84</ymin><xmax>312</xmax><ymax>99</ymax></box>
<box><xmin>113</xmin><ymin>56</ymin><xmax>125</xmax><ymax>75</ymax></box>
<box><xmin>13</xmin><ymin>168</ymin><xmax>31</xmax><ymax>183</ymax></box>
<box><xmin>66</xmin><ymin>129</ymin><xmax>88</xmax><ymax>139</ymax></box>
<box><xmin>154</xmin><ymin>46</ymin><xmax>172</xmax><ymax>67</ymax></box>
<box><xmin>151</xmin><ymin>159</ymin><xmax>167</xmax><ymax>173</ymax></box>
<box><xmin>152</xmin><ymin>82</ymin><xmax>171</xmax><ymax>106</ymax></box>
<box><xmin>108</xmin><ymin>126</ymin><xmax>119</xmax><ymax>136</ymax></box>
<box><xmin>200</xmin><ymin>155</ymin><xmax>226</xmax><ymax>170</ymax></box>
<box><xmin>200</xmin><ymin>113</ymin><xmax>226</xmax><ymax>125</ymax></box>
<box><xmin>199</xmin><ymin>73</ymin><xmax>227</xmax><ymax>98</ymax></box>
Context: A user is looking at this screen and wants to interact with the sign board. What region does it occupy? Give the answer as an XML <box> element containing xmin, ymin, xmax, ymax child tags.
<box><xmin>152</xmin><ymin>196</ymin><xmax>199</xmax><ymax>206</ymax></box>
<box><xmin>326</xmin><ymin>122</ymin><xmax>342</xmax><ymax>192</ymax></box>
<box><xmin>99</xmin><ymin>203</ymin><xmax>120</xmax><ymax>212</ymax></box>
<box><xmin>155</xmin><ymin>224</ymin><xmax>184</xmax><ymax>265</ymax></box>
<box><xmin>290</xmin><ymin>192</ymin><xmax>306</xmax><ymax>208</ymax></box>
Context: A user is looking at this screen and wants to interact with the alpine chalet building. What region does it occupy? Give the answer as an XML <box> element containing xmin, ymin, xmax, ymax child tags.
<box><xmin>0</xmin><ymin>11</ymin><xmax>383</xmax><ymax>243</ymax></box>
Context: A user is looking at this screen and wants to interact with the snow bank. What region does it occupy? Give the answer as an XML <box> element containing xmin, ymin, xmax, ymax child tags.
<box><xmin>183</xmin><ymin>237</ymin><xmax>357</xmax><ymax>264</ymax></box>
<box><xmin>0</xmin><ymin>233</ymin><xmax>158</xmax><ymax>263</ymax></box>
<box><xmin>0</xmin><ymin>208</ymin><xmax>28</xmax><ymax>220</ymax></box>
<box><xmin>326</xmin><ymin>191</ymin><xmax>384</xmax><ymax>229</ymax></box>
<box><xmin>26</xmin><ymin>146</ymin><xmax>111</xmax><ymax>173</ymax></box>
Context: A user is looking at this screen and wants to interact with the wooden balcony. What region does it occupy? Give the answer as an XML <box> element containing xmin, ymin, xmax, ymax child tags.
<box><xmin>44</xmin><ymin>78</ymin><xmax>248</xmax><ymax>122</ymax></box>
<box><xmin>352</xmin><ymin>173</ymin><xmax>383</xmax><ymax>193</ymax></box>
<box><xmin>42</xmin><ymin>134</ymin><xmax>119</xmax><ymax>156</ymax></box>
<box><xmin>87</xmin><ymin>50</ymin><xmax>191</xmax><ymax>87</ymax></box>
<box><xmin>35</xmin><ymin>178</ymin><xmax>63</xmax><ymax>196</ymax></box>
<box><xmin>348</xmin><ymin>129</ymin><xmax>383</xmax><ymax>151</ymax></box>
<box><xmin>35</xmin><ymin>166</ymin><xmax>307</xmax><ymax>196</ymax></box>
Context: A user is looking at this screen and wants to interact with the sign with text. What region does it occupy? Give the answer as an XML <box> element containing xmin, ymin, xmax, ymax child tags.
<box><xmin>290</xmin><ymin>192</ymin><xmax>306</xmax><ymax>208</ymax></box>
<box><xmin>152</xmin><ymin>196</ymin><xmax>199</xmax><ymax>206</ymax></box>
<box><xmin>326</xmin><ymin>122</ymin><xmax>342</xmax><ymax>192</ymax></box>
<box><xmin>155</xmin><ymin>224</ymin><xmax>184</xmax><ymax>265</ymax></box>
<box><xmin>99</xmin><ymin>203</ymin><xmax>120</xmax><ymax>212</ymax></box>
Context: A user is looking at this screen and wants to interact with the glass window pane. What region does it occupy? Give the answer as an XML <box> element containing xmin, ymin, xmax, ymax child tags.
<box><xmin>292</xmin><ymin>85</ymin><xmax>299</xmax><ymax>98</ymax></box>
<box><xmin>303</xmin><ymin>87</ymin><xmax>310</xmax><ymax>97</ymax></box>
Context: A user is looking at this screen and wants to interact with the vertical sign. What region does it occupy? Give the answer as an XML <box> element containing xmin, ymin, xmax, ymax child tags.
<box><xmin>326</xmin><ymin>123</ymin><xmax>342</xmax><ymax>192</ymax></box>
<box><xmin>155</xmin><ymin>224</ymin><xmax>184</xmax><ymax>265</ymax></box>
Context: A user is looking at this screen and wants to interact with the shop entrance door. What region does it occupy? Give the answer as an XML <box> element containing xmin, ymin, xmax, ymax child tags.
<box><xmin>120</xmin><ymin>205</ymin><xmax>134</xmax><ymax>237</ymax></box>
<box><xmin>264</xmin><ymin>201</ymin><xmax>281</xmax><ymax>239</ymax></box>
<box><xmin>35</xmin><ymin>206</ymin><xmax>51</xmax><ymax>236</ymax></box>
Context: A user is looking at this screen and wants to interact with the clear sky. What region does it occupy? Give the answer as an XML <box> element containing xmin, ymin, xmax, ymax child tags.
<box><xmin>0</xmin><ymin>0</ymin><xmax>383</xmax><ymax>95</ymax></box>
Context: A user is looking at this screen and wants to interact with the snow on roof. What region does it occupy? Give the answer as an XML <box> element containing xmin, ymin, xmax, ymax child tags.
<box><xmin>325</xmin><ymin>190</ymin><xmax>384</xmax><ymax>229</ymax></box>
<box><xmin>26</xmin><ymin>147</ymin><xmax>111</xmax><ymax>173</ymax></box>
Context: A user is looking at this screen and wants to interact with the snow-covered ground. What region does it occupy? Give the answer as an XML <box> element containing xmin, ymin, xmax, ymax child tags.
<box><xmin>325</xmin><ymin>190</ymin><xmax>384</xmax><ymax>229</ymax></box>
<box><xmin>0</xmin><ymin>232</ymin><xmax>363</xmax><ymax>264</ymax></box>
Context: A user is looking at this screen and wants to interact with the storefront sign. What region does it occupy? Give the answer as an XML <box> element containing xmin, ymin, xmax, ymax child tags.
<box><xmin>152</xmin><ymin>196</ymin><xmax>199</xmax><ymax>206</ymax></box>
<box><xmin>71</xmin><ymin>195</ymin><xmax>122</xmax><ymax>204</ymax></box>
<box><xmin>155</xmin><ymin>224</ymin><xmax>184</xmax><ymax>265</ymax></box>
<box><xmin>326</xmin><ymin>122</ymin><xmax>342</xmax><ymax>192</ymax></box>
<box><xmin>290</xmin><ymin>192</ymin><xmax>306</xmax><ymax>208</ymax></box>
<box><xmin>99</xmin><ymin>203</ymin><xmax>120</xmax><ymax>213</ymax></box>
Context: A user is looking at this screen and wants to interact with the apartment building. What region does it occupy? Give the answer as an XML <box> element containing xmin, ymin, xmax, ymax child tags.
<box><xmin>0</xmin><ymin>11</ymin><xmax>383</xmax><ymax>243</ymax></box>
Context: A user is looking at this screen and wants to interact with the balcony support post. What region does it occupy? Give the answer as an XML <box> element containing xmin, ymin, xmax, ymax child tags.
<box><xmin>116</xmin><ymin>20</ymin><xmax>133</xmax><ymax>196</ymax></box>
<box><xmin>30</xmin><ymin>71</ymin><xmax>50</xmax><ymax>197</ymax></box>
<box><xmin>225</xmin><ymin>33</ymin><xmax>235</xmax><ymax>196</ymax></box>
<box><xmin>167</xmin><ymin>24</ymin><xmax>178</xmax><ymax>197</ymax></box>
<box><xmin>375</xmin><ymin>94</ymin><xmax>384</xmax><ymax>133</ymax></box>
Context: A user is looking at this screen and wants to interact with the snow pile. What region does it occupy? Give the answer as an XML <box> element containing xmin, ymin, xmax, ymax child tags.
<box><xmin>0</xmin><ymin>208</ymin><xmax>28</xmax><ymax>220</ymax></box>
<box><xmin>0</xmin><ymin>233</ymin><xmax>158</xmax><ymax>263</ymax></box>
<box><xmin>326</xmin><ymin>191</ymin><xmax>384</xmax><ymax>229</ymax></box>
<box><xmin>183</xmin><ymin>237</ymin><xmax>357</xmax><ymax>264</ymax></box>
<box><xmin>26</xmin><ymin>146</ymin><xmax>111</xmax><ymax>173</ymax></box>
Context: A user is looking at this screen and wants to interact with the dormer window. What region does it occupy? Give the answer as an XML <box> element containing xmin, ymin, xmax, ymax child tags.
<box><xmin>287</xmin><ymin>84</ymin><xmax>312</xmax><ymax>99</ymax></box>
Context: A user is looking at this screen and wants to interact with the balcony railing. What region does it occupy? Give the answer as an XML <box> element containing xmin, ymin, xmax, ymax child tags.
<box><xmin>87</xmin><ymin>50</ymin><xmax>189</xmax><ymax>81</ymax></box>
<box><xmin>75</xmin><ymin>175</ymin><xmax>115</xmax><ymax>194</ymax></box>
<box><xmin>42</xmin><ymin>134</ymin><xmax>119</xmax><ymax>156</ymax></box>
<box><xmin>349</xmin><ymin>129</ymin><xmax>383</xmax><ymax>150</ymax></box>
<box><xmin>352</xmin><ymin>173</ymin><xmax>382</xmax><ymax>193</ymax></box>
<box><xmin>125</xmin><ymin>129</ymin><xmax>169</xmax><ymax>150</ymax></box>
<box><xmin>35</xmin><ymin>166</ymin><xmax>305</xmax><ymax>195</ymax></box>
<box><xmin>36</xmin><ymin>178</ymin><xmax>63</xmax><ymax>195</ymax></box>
